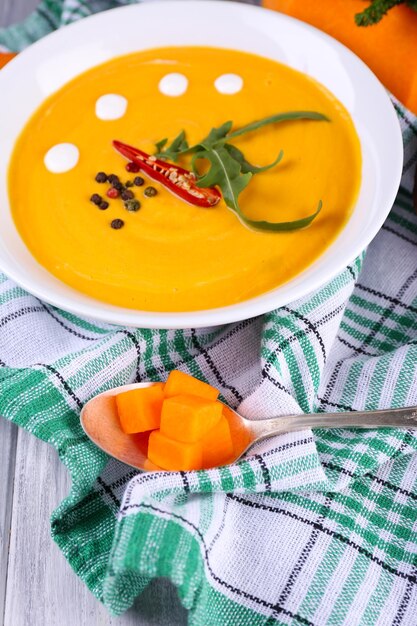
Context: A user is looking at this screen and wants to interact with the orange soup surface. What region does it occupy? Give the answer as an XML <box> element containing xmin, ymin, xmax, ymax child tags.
<box><xmin>9</xmin><ymin>47</ymin><xmax>361</xmax><ymax>311</ymax></box>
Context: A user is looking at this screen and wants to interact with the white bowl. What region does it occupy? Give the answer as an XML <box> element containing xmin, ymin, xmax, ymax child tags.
<box><xmin>0</xmin><ymin>1</ymin><xmax>403</xmax><ymax>328</ymax></box>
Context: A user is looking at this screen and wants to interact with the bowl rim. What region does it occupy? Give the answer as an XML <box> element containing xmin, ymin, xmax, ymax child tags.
<box><xmin>0</xmin><ymin>0</ymin><xmax>403</xmax><ymax>328</ymax></box>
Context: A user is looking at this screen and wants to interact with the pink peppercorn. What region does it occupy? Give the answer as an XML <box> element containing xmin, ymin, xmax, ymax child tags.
<box><xmin>106</xmin><ymin>187</ymin><xmax>120</xmax><ymax>199</ymax></box>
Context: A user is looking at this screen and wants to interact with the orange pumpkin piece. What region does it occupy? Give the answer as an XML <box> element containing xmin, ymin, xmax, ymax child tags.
<box><xmin>262</xmin><ymin>0</ymin><xmax>417</xmax><ymax>116</ymax></box>
<box><xmin>116</xmin><ymin>384</ymin><xmax>164</xmax><ymax>434</ymax></box>
<box><xmin>143</xmin><ymin>458</ymin><xmax>164</xmax><ymax>472</ymax></box>
<box><xmin>202</xmin><ymin>415</ymin><xmax>234</xmax><ymax>469</ymax></box>
<box><xmin>0</xmin><ymin>52</ymin><xmax>17</xmax><ymax>70</ymax></box>
<box><xmin>148</xmin><ymin>430</ymin><xmax>203</xmax><ymax>471</ymax></box>
<box><xmin>160</xmin><ymin>394</ymin><xmax>223</xmax><ymax>443</ymax></box>
<box><xmin>164</xmin><ymin>370</ymin><xmax>219</xmax><ymax>401</ymax></box>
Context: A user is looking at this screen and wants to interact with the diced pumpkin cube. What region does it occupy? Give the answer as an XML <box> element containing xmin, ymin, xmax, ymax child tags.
<box><xmin>143</xmin><ymin>458</ymin><xmax>164</xmax><ymax>472</ymax></box>
<box><xmin>148</xmin><ymin>430</ymin><xmax>203</xmax><ymax>471</ymax></box>
<box><xmin>202</xmin><ymin>415</ymin><xmax>234</xmax><ymax>469</ymax></box>
<box><xmin>116</xmin><ymin>384</ymin><xmax>164</xmax><ymax>434</ymax></box>
<box><xmin>160</xmin><ymin>394</ymin><xmax>222</xmax><ymax>443</ymax></box>
<box><xmin>164</xmin><ymin>370</ymin><xmax>219</xmax><ymax>401</ymax></box>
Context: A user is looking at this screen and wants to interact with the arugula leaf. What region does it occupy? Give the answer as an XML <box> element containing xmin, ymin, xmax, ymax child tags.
<box><xmin>224</xmin><ymin>111</ymin><xmax>330</xmax><ymax>142</ymax></box>
<box><xmin>193</xmin><ymin>147</ymin><xmax>252</xmax><ymax>210</ymax></box>
<box><xmin>155</xmin><ymin>138</ymin><xmax>168</xmax><ymax>152</ymax></box>
<box><xmin>198</xmin><ymin>120</ymin><xmax>233</xmax><ymax>148</ymax></box>
<box><xmin>154</xmin><ymin>111</ymin><xmax>329</xmax><ymax>160</ymax></box>
<box><xmin>155</xmin><ymin>130</ymin><xmax>189</xmax><ymax>161</ymax></box>
<box><xmin>153</xmin><ymin>110</ymin><xmax>329</xmax><ymax>232</ymax></box>
<box><xmin>224</xmin><ymin>144</ymin><xmax>284</xmax><ymax>174</ymax></box>
<box><xmin>193</xmin><ymin>144</ymin><xmax>322</xmax><ymax>231</ymax></box>
<box><xmin>234</xmin><ymin>200</ymin><xmax>323</xmax><ymax>232</ymax></box>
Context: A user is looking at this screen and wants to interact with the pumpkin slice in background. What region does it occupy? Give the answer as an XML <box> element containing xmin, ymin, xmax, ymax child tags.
<box><xmin>0</xmin><ymin>52</ymin><xmax>17</xmax><ymax>69</ymax></box>
<box><xmin>262</xmin><ymin>0</ymin><xmax>417</xmax><ymax>116</ymax></box>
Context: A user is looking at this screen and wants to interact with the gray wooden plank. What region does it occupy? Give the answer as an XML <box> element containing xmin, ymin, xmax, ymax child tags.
<box><xmin>3</xmin><ymin>428</ymin><xmax>186</xmax><ymax>626</ymax></box>
<box><xmin>0</xmin><ymin>0</ymin><xmax>41</xmax><ymax>621</ymax></box>
<box><xmin>0</xmin><ymin>419</ymin><xmax>18</xmax><ymax>624</ymax></box>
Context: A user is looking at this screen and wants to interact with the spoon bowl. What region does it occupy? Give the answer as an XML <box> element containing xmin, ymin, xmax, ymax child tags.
<box><xmin>81</xmin><ymin>382</ymin><xmax>252</xmax><ymax>471</ymax></box>
<box><xmin>81</xmin><ymin>381</ymin><xmax>417</xmax><ymax>472</ymax></box>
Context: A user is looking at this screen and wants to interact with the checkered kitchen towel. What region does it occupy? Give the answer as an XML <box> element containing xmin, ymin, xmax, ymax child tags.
<box><xmin>2</xmin><ymin>1</ymin><xmax>417</xmax><ymax>624</ymax></box>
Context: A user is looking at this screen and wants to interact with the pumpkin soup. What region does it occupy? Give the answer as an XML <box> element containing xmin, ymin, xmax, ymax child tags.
<box><xmin>8</xmin><ymin>46</ymin><xmax>361</xmax><ymax>312</ymax></box>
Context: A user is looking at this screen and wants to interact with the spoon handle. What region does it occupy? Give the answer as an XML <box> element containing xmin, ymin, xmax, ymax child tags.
<box><xmin>249</xmin><ymin>405</ymin><xmax>417</xmax><ymax>440</ymax></box>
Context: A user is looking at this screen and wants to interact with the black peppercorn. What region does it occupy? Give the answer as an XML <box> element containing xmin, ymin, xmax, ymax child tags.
<box><xmin>90</xmin><ymin>193</ymin><xmax>102</xmax><ymax>205</ymax></box>
<box><xmin>144</xmin><ymin>186</ymin><xmax>157</xmax><ymax>197</ymax></box>
<box><xmin>134</xmin><ymin>176</ymin><xmax>145</xmax><ymax>187</ymax></box>
<box><xmin>111</xmin><ymin>218</ymin><xmax>125</xmax><ymax>229</ymax></box>
<box><xmin>99</xmin><ymin>200</ymin><xmax>109</xmax><ymax>210</ymax></box>
<box><xmin>108</xmin><ymin>174</ymin><xmax>120</xmax><ymax>185</ymax></box>
<box><xmin>95</xmin><ymin>172</ymin><xmax>107</xmax><ymax>183</ymax></box>
<box><xmin>121</xmin><ymin>190</ymin><xmax>134</xmax><ymax>201</ymax></box>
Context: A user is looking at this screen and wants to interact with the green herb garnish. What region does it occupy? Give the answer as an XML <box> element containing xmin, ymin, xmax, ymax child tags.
<box><xmin>355</xmin><ymin>0</ymin><xmax>417</xmax><ymax>26</ymax></box>
<box><xmin>154</xmin><ymin>110</ymin><xmax>329</xmax><ymax>232</ymax></box>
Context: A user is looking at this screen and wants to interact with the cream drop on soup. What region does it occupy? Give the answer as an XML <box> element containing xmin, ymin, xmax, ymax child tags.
<box><xmin>9</xmin><ymin>47</ymin><xmax>361</xmax><ymax>312</ymax></box>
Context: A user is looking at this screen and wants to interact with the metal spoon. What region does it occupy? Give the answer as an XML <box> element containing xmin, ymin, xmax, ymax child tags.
<box><xmin>80</xmin><ymin>382</ymin><xmax>417</xmax><ymax>472</ymax></box>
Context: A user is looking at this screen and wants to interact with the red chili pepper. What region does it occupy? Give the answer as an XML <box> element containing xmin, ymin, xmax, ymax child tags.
<box><xmin>113</xmin><ymin>140</ymin><xmax>221</xmax><ymax>208</ymax></box>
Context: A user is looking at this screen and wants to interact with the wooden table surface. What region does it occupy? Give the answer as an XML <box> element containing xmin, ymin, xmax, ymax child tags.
<box><xmin>0</xmin><ymin>0</ymin><xmax>257</xmax><ymax>624</ymax></box>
